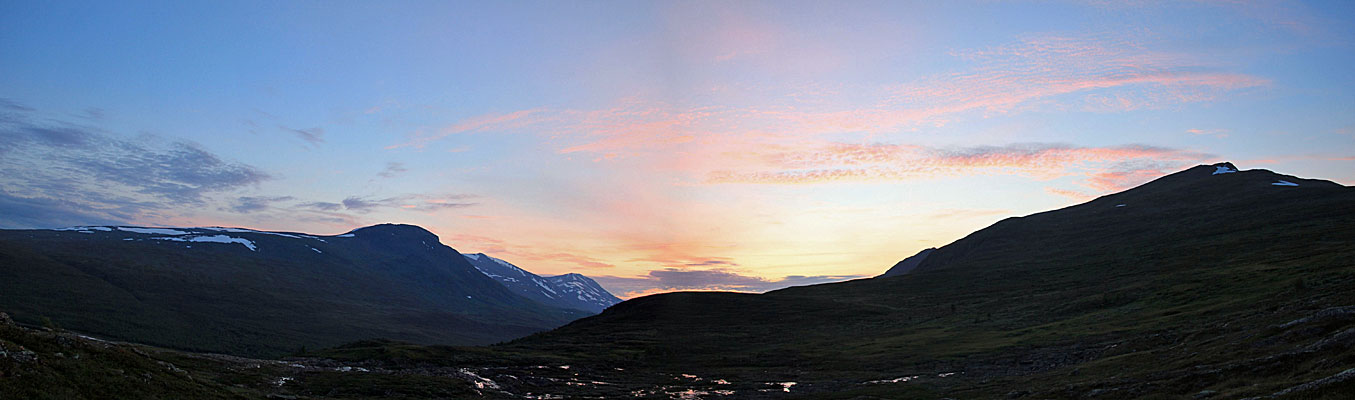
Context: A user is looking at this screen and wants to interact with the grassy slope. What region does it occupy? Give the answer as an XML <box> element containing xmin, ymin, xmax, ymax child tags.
<box><xmin>0</xmin><ymin>313</ymin><xmax>501</xmax><ymax>400</ymax></box>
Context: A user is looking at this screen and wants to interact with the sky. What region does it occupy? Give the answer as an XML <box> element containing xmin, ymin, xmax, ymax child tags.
<box><xmin>2</xmin><ymin>1</ymin><xmax>1353</xmax><ymax>298</ymax></box>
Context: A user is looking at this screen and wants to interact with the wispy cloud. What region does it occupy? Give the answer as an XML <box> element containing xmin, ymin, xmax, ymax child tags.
<box><xmin>296</xmin><ymin>201</ymin><xmax>343</xmax><ymax>211</ymax></box>
<box><xmin>389</xmin><ymin>109</ymin><xmax>544</xmax><ymax>149</ymax></box>
<box><xmin>335</xmin><ymin>194</ymin><xmax>477</xmax><ymax>213</ymax></box>
<box><xmin>0</xmin><ymin>190</ymin><xmax>127</xmax><ymax>228</ymax></box>
<box><xmin>376</xmin><ymin>162</ymin><xmax>408</xmax><ymax>179</ymax></box>
<box><xmin>0</xmin><ymin>104</ymin><xmax>270</xmax><ymax>227</ymax></box>
<box><xmin>279</xmin><ymin>125</ymin><xmax>325</xmax><ymax>147</ymax></box>
<box><xmin>1187</xmin><ymin>128</ymin><xmax>1229</xmax><ymax>138</ymax></box>
<box><xmin>388</xmin><ymin>34</ymin><xmax>1252</xmax><ymax>193</ymax></box>
<box><xmin>0</xmin><ymin>98</ymin><xmax>35</xmax><ymax>112</ymax></box>
<box><xmin>1045</xmin><ymin>187</ymin><xmax>1096</xmax><ymax>201</ymax></box>
<box><xmin>227</xmin><ymin>196</ymin><xmax>295</xmax><ymax>214</ymax></box>
<box><xmin>707</xmin><ymin>142</ymin><xmax>1211</xmax><ymax>189</ymax></box>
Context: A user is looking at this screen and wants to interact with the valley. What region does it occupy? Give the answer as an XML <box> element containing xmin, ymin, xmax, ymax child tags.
<box><xmin>3</xmin><ymin>163</ymin><xmax>1354</xmax><ymax>398</ymax></box>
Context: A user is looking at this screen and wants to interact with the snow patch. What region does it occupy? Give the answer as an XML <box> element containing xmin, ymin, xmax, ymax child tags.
<box><xmin>76</xmin><ymin>334</ymin><xmax>107</xmax><ymax>343</ymax></box>
<box><xmin>535</xmin><ymin>279</ymin><xmax>558</xmax><ymax>295</ymax></box>
<box><xmin>1212</xmin><ymin>165</ymin><xmax>1237</xmax><ymax>175</ymax></box>
<box><xmin>1272</xmin><ymin>180</ymin><xmax>1299</xmax><ymax>186</ymax></box>
<box><xmin>310</xmin><ymin>247</ymin><xmax>322</xmax><ymax>253</ymax></box>
<box><xmin>151</xmin><ymin>235</ymin><xmax>257</xmax><ymax>251</ymax></box>
<box><xmin>336</xmin><ymin>233</ymin><xmax>355</xmax><ymax>238</ymax></box>
<box><xmin>54</xmin><ymin>226</ymin><xmax>113</xmax><ymax>232</ymax></box>
<box><xmin>201</xmin><ymin>227</ymin><xmax>311</xmax><ymax>239</ymax></box>
<box><xmin>866</xmin><ymin>376</ymin><xmax>919</xmax><ymax>384</ymax></box>
<box><xmin>489</xmin><ymin>255</ymin><xmax>527</xmax><ymax>276</ymax></box>
<box><xmin>465</xmin><ymin>253</ymin><xmax>482</xmax><ymax>260</ymax></box>
<box><xmin>1115</xmin><ymin>204</ymin><xmax>1126</xmax><ymax>207</ymax></box>
<box><xmin>119</xmin><ymin>227</ymin><xmax>191</xmax><ymax>235</ymax></box>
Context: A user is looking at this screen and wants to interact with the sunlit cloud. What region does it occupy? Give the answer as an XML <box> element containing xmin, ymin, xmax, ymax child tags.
<box><xmin>6</xmin><ymin>0</ymin><xmax>1345</xmax><ymax>305</ymax></box>
<box><xmin>1045</xmin><ymin>187</ymin><xmax>1096</xmax><ymax>201</ymax></box>
<box><xmin>707</xmin><ymin>143</ymin><xmax>1212</xmax><ymax>188</ymax></box>
<box><xmin>393</xmin><ymin>33</ymin><xmax>1255</xmax><ymax>193</ymax></box>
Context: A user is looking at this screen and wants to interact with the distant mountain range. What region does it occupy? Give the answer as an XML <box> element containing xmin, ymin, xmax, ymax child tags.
<box><xmin>463</xmin><ymin>253</ymin><xmax>621</xmax><ymax>313</ymax></box>
<box><xmin>0</xmin><ymin>223</ymin><xmax>616</xmax><ymax>357</ymax></box>
<box><xmin>5</xmin><ymin>162</ymin><xmax>1354</xmax><ymax>399</ymax></box>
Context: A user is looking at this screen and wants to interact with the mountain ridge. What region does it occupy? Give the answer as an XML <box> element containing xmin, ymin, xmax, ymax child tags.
<box><xmin>0</xmin><ymin>222</ymin><xmax>589</xmax><ymax>357</ymax></box>
<box><xmin>463</xmin><ymin>252</ymin><xmax>621</xmax><ymax>313</ymax></box>
<box><xmin>908</xmin><ymin>162</ymin><xmax>1346</xmax><ymax>274</ymax></box>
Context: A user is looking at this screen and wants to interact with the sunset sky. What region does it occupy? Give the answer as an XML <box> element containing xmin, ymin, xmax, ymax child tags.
<box><xmin>3</xmin><ymin>1</ymin><xmax>1353</xmax><ymax>297</ymax></box>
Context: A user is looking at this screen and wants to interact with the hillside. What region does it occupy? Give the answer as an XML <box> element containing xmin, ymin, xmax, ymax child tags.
<box><xmin>479</xmin><ymin>163</ymin><xmax>1355</xmax><ymax>398</ymax></box>
<box><xmin>880</xmin><ymin>247</ymin><xmax>934</xmax><ymax>277</ymax></box>
<box><xmin>464</xmin><ymin>253</ymin><xmax>622</xmax><ymax>313</ymax></box>
<box><xmin>0</xmin><ymin>223</ymin><xmax>587</xmax><ymax>358</ymax></box>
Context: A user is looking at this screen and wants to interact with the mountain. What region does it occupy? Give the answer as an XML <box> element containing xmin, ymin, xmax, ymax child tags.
<box><xmin>0</xmin><ymin>223</ymin><xmax>588</xmax><ymax>357</ymax></box>
<box><xmin>474</xmin><ymin>163</ymin><xmax>1355</xmax><ymax>398</ymax></box>
<box><xmin>544</xmin><ymin>273</ymin><xmax>623</xmax><ymax>312</ymax></box>
<box><xmin>880</xmin><ymin>247</ymin><xmax>934</xmax><ymax>277</ymax></box>
<box><xmin>6</xmin><ymin>163</ymin><xmax>1355</xmax><ymax>399</ymax></box>
<box><xmin>463</xmin><ymin>253</ymin><xmax>621</xmax><ymax>313</ymax></box>
<box><xmin>907</xmin><ymin>161</ymin><xmax>1348</xmax><ymax>275</ymax></box>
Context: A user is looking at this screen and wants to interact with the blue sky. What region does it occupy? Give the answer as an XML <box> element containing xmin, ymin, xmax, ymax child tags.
<box><xmin>3</xmin><ymin>1</ymin><xmax>1353</xmax><ymax>297</ymax></box>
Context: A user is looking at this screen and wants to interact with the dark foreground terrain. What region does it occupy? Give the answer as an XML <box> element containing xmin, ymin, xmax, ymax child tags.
<box><xmin>4</xmin><ymin>163</ymin><xmax>1354</xmax><ymax>399</ymax></box>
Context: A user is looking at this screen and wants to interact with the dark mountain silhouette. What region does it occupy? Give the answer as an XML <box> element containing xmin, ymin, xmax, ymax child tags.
<box><xmin>487</xmin><ymin>162</ymin><xmax>1355</xmax><ymax>398</ymax></box>
<box><xmin>0</xmin><ymin>223</ymin><xmax>587</xmax><ymax>357</ymax></box>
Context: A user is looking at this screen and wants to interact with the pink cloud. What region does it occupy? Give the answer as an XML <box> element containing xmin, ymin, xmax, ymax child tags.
<box><xmin>1186</xmin><ymin>128</ymin><xmax>1230</xmax><ymax>139</ymax></box>
<box><xmin>388</xmin><ymin>109</ymin><xmax>546</xmax><ymax>149</ymax></box>
<box><xmin>707</xmin><ymin>143</ymin><xmax>1211</xmax><ymax>188</ymax></box>
<box><xmin>394</xmin><ymin>33</ymin><xmax>1265</xmax><ymax>164</ymax></box>
<box><xmin>896</xmin><ymin>35</ymin><xmax>1269</xmax><ymax>115</ymax></box>
<box><xmin>1045</xmin><ymin>187</ymin><xmax>1096</xmax><ymax>201</ymax></box>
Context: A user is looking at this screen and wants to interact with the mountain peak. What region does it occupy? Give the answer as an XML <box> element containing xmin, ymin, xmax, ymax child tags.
<box><xmin>347</xmin><ymin>223</ymin><xmax>438</xmax><ymax>239</ymax></box>
<box><xmin>907</xmin><ymin>163</ymin><xmax>1348</xmax><ymax>274</ymax></box>
<box><xmin>462</xmin><ymin>254</ymin><xmax>622</xmax><ymax>313</ymax></box>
